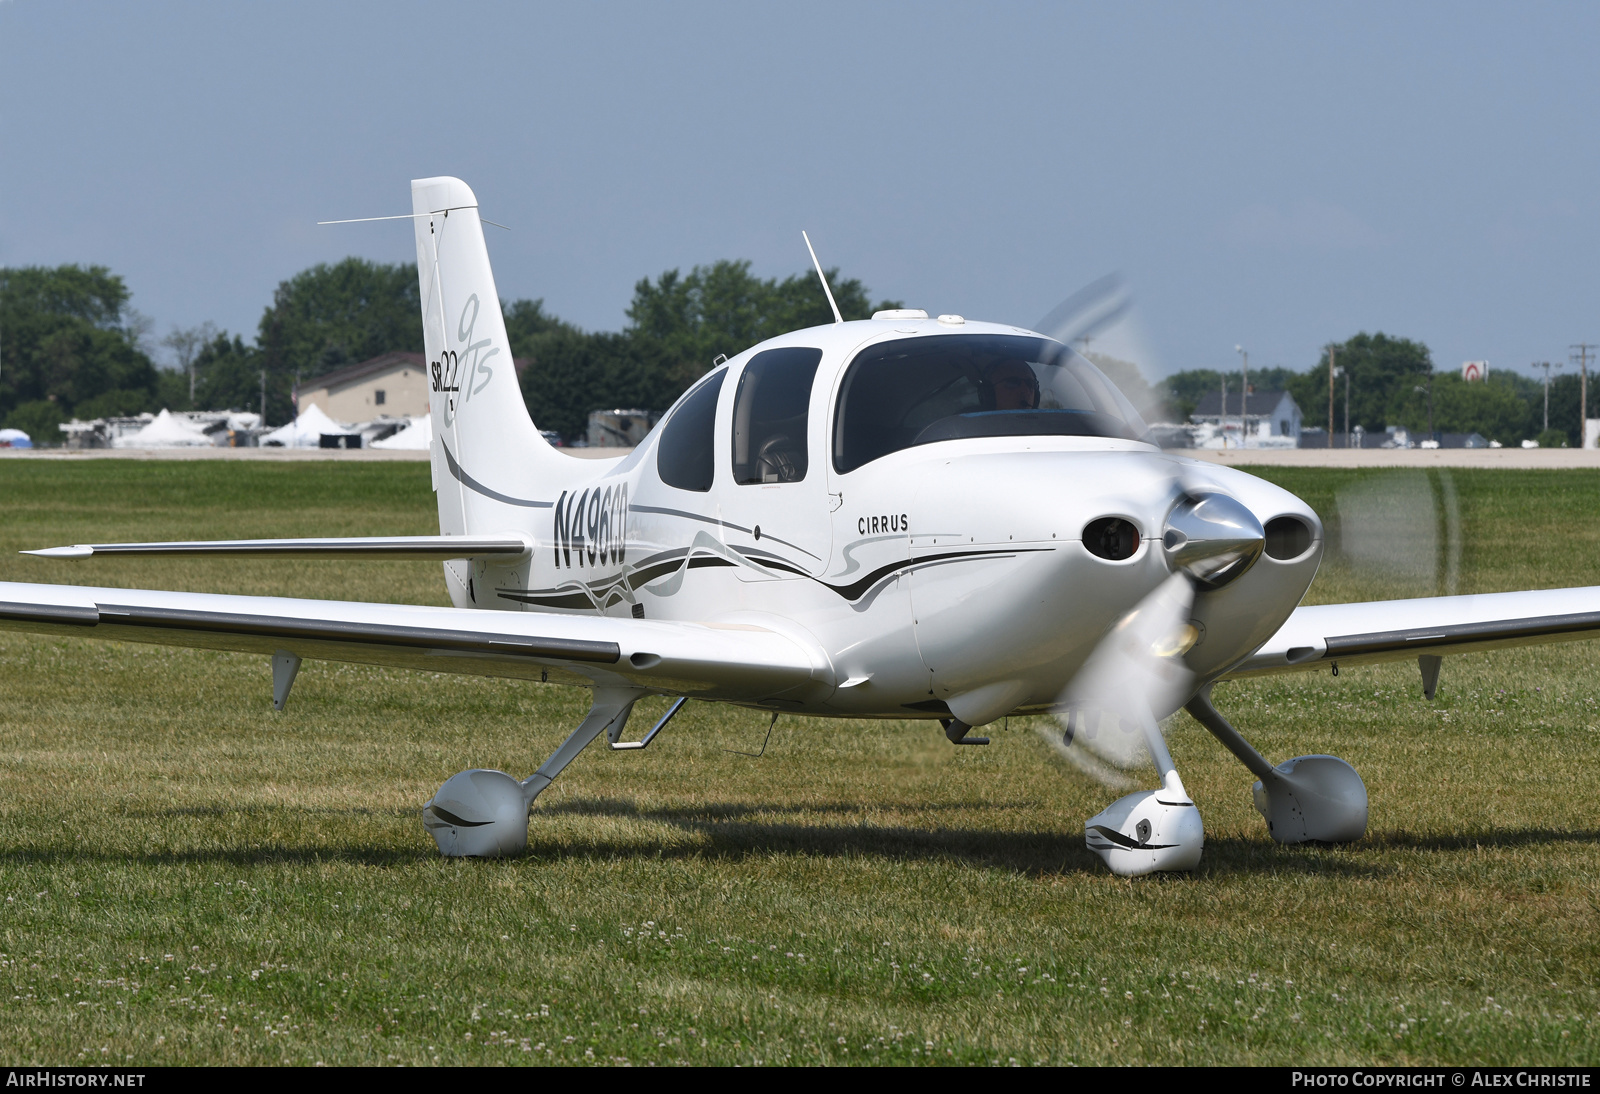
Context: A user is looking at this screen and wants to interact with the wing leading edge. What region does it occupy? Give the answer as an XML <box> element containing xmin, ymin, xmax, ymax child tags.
<box><xmin>0</xmin><ymin>580</ymin><xmax>833</xmax><ymax>704</ymax></box>
<box><xmin>1226</xmin><ymin>586</ymin><xmax>1600</xmax><ymax>678</ymax></box>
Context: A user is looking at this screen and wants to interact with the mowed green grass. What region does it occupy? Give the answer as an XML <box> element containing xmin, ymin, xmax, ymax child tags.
<box><xmin>0</xmin><ymin>460</ymin><xmax>1598</xmax><ymax>1066</ymax></box>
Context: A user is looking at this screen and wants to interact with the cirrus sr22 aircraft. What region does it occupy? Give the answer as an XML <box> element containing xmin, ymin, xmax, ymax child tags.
<box><xmin>8</xmin><ymin>177</ymin><xmax>1600</xmax><ymax>876</ymax></box>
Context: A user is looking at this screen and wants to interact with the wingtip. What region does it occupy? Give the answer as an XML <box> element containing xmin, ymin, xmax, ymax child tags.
<box><xmin>22</xmin><ymin>545</ymin><xmax>94</xmax><ymax>559</ymax></box>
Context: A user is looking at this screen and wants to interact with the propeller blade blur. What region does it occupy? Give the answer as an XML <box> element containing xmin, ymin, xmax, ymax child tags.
<box><xmin>1333</xmin><ymin>468</ymin><xmax>1461</xmax><ymax>598</ymax></box>
<box><xmin>1032</xmin><ymin>273</ymin><xmax>1131</xmax><ymax>348</ymax></box>
<box><xmin>1054</xmin><ymin>572</ymin><xmax>1197</xmax><ymax>776</ymax></box>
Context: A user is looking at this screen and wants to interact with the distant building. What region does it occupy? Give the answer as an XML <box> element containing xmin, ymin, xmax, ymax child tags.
<box><xmin>1189</xmin><ymin>390</ymin><xmax>1302</xmax><ymax>443</ymax></box>
<box><xmin>294</xmin><ymin>352</ymin><xmax>430</xmax><ymax>421</ymax></box>
<box><xmin>294</xmin><ymin>351</ymin><xmax>529</xmax><ymax>422</ymax></box>
<box><xmin>587</xmin><ymin>409</ymin><xmax>659</xmax><ymax>448</ymax></box>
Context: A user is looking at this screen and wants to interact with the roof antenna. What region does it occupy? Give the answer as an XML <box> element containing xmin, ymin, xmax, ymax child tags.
<box><xmin>802</xmin><ymin>231</ymin><xmax>844</xmax><ymax>324</ymax></box>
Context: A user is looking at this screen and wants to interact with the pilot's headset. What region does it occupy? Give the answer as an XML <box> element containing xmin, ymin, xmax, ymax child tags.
<box><xmin>978</xmin><ymin>358</ymin><xmax>1041</xmax><ymax>411</ymax></box>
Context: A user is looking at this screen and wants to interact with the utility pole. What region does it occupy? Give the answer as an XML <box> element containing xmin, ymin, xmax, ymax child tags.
<box><xmin>1536</xmin><ymin>361</ymin><xmax>1559</xmax><ymax>433</ymax></box>
<box><xmin>1235</xmin><ymin>345</ymin><xmax>1249</xmax><ymax>449</ymax></box>
<box><xmin>1344</xmin><ymin>368</ymin><xmax>1352</xmax><ymax>450</ymax></box>
<box><xmin>1220</xmin><ymin>374</ymin><xmax>1228</xmax><ymax>448</ymax></box>
<box><xmin>1327</xmin><ymin>346</ymin><xmax>1336</xmax><ymax>448</ymax></box>
<box><xmin>260</xmin><ymin>370</ymin><xmax>267</xmax><ymax>425</ymax></box>
<box><xmin>1572</xmin><ymin>344</ymin><xmax>1595</xmax><ymax>447</ymax></box>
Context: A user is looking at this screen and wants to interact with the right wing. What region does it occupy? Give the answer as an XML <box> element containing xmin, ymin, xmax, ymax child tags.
<box><xmin>1225</xmin><ymin>586</ymin><xmax>1600</xmax><ymax>678</ymax></box>
<box><xmin>0</xmin><ymin>580</ymin><xmax>833</xmax><ymax>704</ymax></box>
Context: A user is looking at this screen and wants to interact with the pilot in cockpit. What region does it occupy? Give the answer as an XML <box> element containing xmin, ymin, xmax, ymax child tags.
<box><xmin>982</xmin><ymin>359</ymin><xmax>1041</xmax><ymax>412</ymax></box>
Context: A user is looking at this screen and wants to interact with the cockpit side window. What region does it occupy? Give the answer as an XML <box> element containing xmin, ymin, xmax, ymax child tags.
<box><xmin>656</xmin><ymin>368</ymin><xmax>726</xmax><ymax>492</ymax></box>
<box><xmin>731</xmin><ymin>347</ymin><xmax>822</xmax><ymax>484</ymax></box>
<box><xmin>832</xmin><ymin>334</ymin><xmax>1147</xmax><ymax>474</ymax></box>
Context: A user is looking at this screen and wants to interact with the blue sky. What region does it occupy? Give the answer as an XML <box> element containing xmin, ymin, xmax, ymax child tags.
<box><xmin>2</xmin><ymin>1</ymin><xmax>1596</xmax><ymax>383</ymax></box>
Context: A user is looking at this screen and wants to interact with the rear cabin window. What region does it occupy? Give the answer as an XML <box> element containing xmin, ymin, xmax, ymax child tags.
<box><xmin>656</xmin><ymin>368</ymin><xmax>726</xmax><ymax>492</ymax></box>
<box><xmin>731</xmin><ymin>347</ymin><xmax>823</xmax><ymax>484</ymax></box>
<box><xmin>832</xmin><ymin>334</ymin><xmax>1147</xmax><ymax>474</ymax></box>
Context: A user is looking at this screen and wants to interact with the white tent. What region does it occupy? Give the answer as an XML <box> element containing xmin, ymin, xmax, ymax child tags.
<box><xmin>261</xmin><ymin>404</ymin><xmax>350</xmax><ymax>448</ymax></box>
<box><xmin>113</xmin><ymin>409</ymin><xmax>211</xmax><ymax>448</ymax></box>
<box><xmin>0</xmin><ymin>428</ymin><xmax>32</xmax><ymax>448</ymax></box>
<box><xmin>370</xmin><ymin>415</ymin><xmax>432</xmax><ymax>450</ymax></box>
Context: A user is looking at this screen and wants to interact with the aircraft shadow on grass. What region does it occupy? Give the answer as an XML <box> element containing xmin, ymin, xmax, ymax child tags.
<box><xmin>12</xmin><ymin>800</ymin><xmax>1590</xmax><ymax>877</ymax></box>
<box><xmin>526</xmin><ymin>796</ymin><xmax>1392</xmax><ymax>877</ymax></box>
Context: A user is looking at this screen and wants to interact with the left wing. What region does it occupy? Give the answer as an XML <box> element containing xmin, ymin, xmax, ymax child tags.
<box><xmin>0</xmin><ymin>580</ymin><xmax>832</xmax><ymax>703</ymax></box>
<box><xmin>1226</xmin><ymin>586</ymin><xmax>1600</xmax><ymax>678</ymax></box>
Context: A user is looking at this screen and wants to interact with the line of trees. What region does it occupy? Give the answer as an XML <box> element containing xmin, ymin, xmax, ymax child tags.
<box><xmin>1</xmin><ymin>260</ymin><xmax>1579</xmax><ymax>447</ymax></box>
<box><xmin>0</xmin><ymin>266</ymin><xmax>166</xmax><ymax>443</ymax></box>
<box><xmin>0</xmin><ymin>258</ymin><xmax>899</xmax><ymax>444</ymax></box>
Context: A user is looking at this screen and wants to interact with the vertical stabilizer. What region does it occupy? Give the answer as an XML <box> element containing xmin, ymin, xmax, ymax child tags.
<box><xmin>411</xmin><ymin>177</ymin><xmax>583</xmax><ymax>605</ymax></box>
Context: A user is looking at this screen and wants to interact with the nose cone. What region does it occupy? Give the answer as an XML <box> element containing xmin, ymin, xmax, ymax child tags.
<box><xmin>1163</xmin><ymin>493</ymin><xmax>1265</xmax><ymax>587</ymax></box>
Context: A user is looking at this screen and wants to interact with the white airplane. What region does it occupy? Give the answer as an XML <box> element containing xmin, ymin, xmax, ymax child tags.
<box><xmin>8</xmin><ymin>176</ymin><xmax>1600</xmax><ymax>876</ymax></box>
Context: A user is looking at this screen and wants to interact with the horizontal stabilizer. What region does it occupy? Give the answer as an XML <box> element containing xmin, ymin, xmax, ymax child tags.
<box><xmin>23</xmin><ymin>534</ymin><xmax>535</xmax><ymax>561</ymax></box>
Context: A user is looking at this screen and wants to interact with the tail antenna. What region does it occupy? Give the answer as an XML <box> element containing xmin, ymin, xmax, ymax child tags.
<box><xmin>802</xmin><ymin>231</ymin><xmax>844</xmax><ymax>324</ymax></box>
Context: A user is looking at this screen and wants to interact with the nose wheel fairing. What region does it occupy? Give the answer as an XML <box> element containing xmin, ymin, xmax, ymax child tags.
<box><xmin>1085</xmin><ymin>790</ymin><xmax>1204</xmax><ymax>876</ymax></box>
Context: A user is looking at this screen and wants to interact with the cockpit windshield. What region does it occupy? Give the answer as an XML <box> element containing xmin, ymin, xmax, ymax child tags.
<box><xmin>832</xmin><ymin>334</ymin><xmax>1149</xmax><ymax>473</ymax></box>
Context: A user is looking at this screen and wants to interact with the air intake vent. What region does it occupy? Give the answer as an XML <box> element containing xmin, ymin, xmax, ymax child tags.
<box><xmin>1263</xmin><ymin>516</ymin><xmax>1313</xmax><ymax>560</ymax></box>
<box><xmin>1083</xmin><ymin>517</ymin><xmax>1140</xmax><ymax>561</ymax></box>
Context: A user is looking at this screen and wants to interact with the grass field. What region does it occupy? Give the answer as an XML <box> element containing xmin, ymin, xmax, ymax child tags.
<box><xmin>1</xmin><ymin>461</ymin><xmax>1598</xmax><ymax>1066</ymax></box>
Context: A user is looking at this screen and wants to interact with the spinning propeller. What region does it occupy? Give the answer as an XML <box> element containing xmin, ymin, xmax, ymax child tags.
<box><xmin>1027</xmin><ymin>276</ymin><xmax>1271</xmax><ymax>794</ymax></box>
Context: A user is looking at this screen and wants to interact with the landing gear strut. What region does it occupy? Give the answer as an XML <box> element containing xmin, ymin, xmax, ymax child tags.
<box><xmin>1184</xmin><ymin>683</ymin><xmax>1367</xmax><ymax>844</ymax></box>
<box><xmin>1083</xmin><ymin>706</ymin><xmax>1205</xmax><ymax>876</ymax></box>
